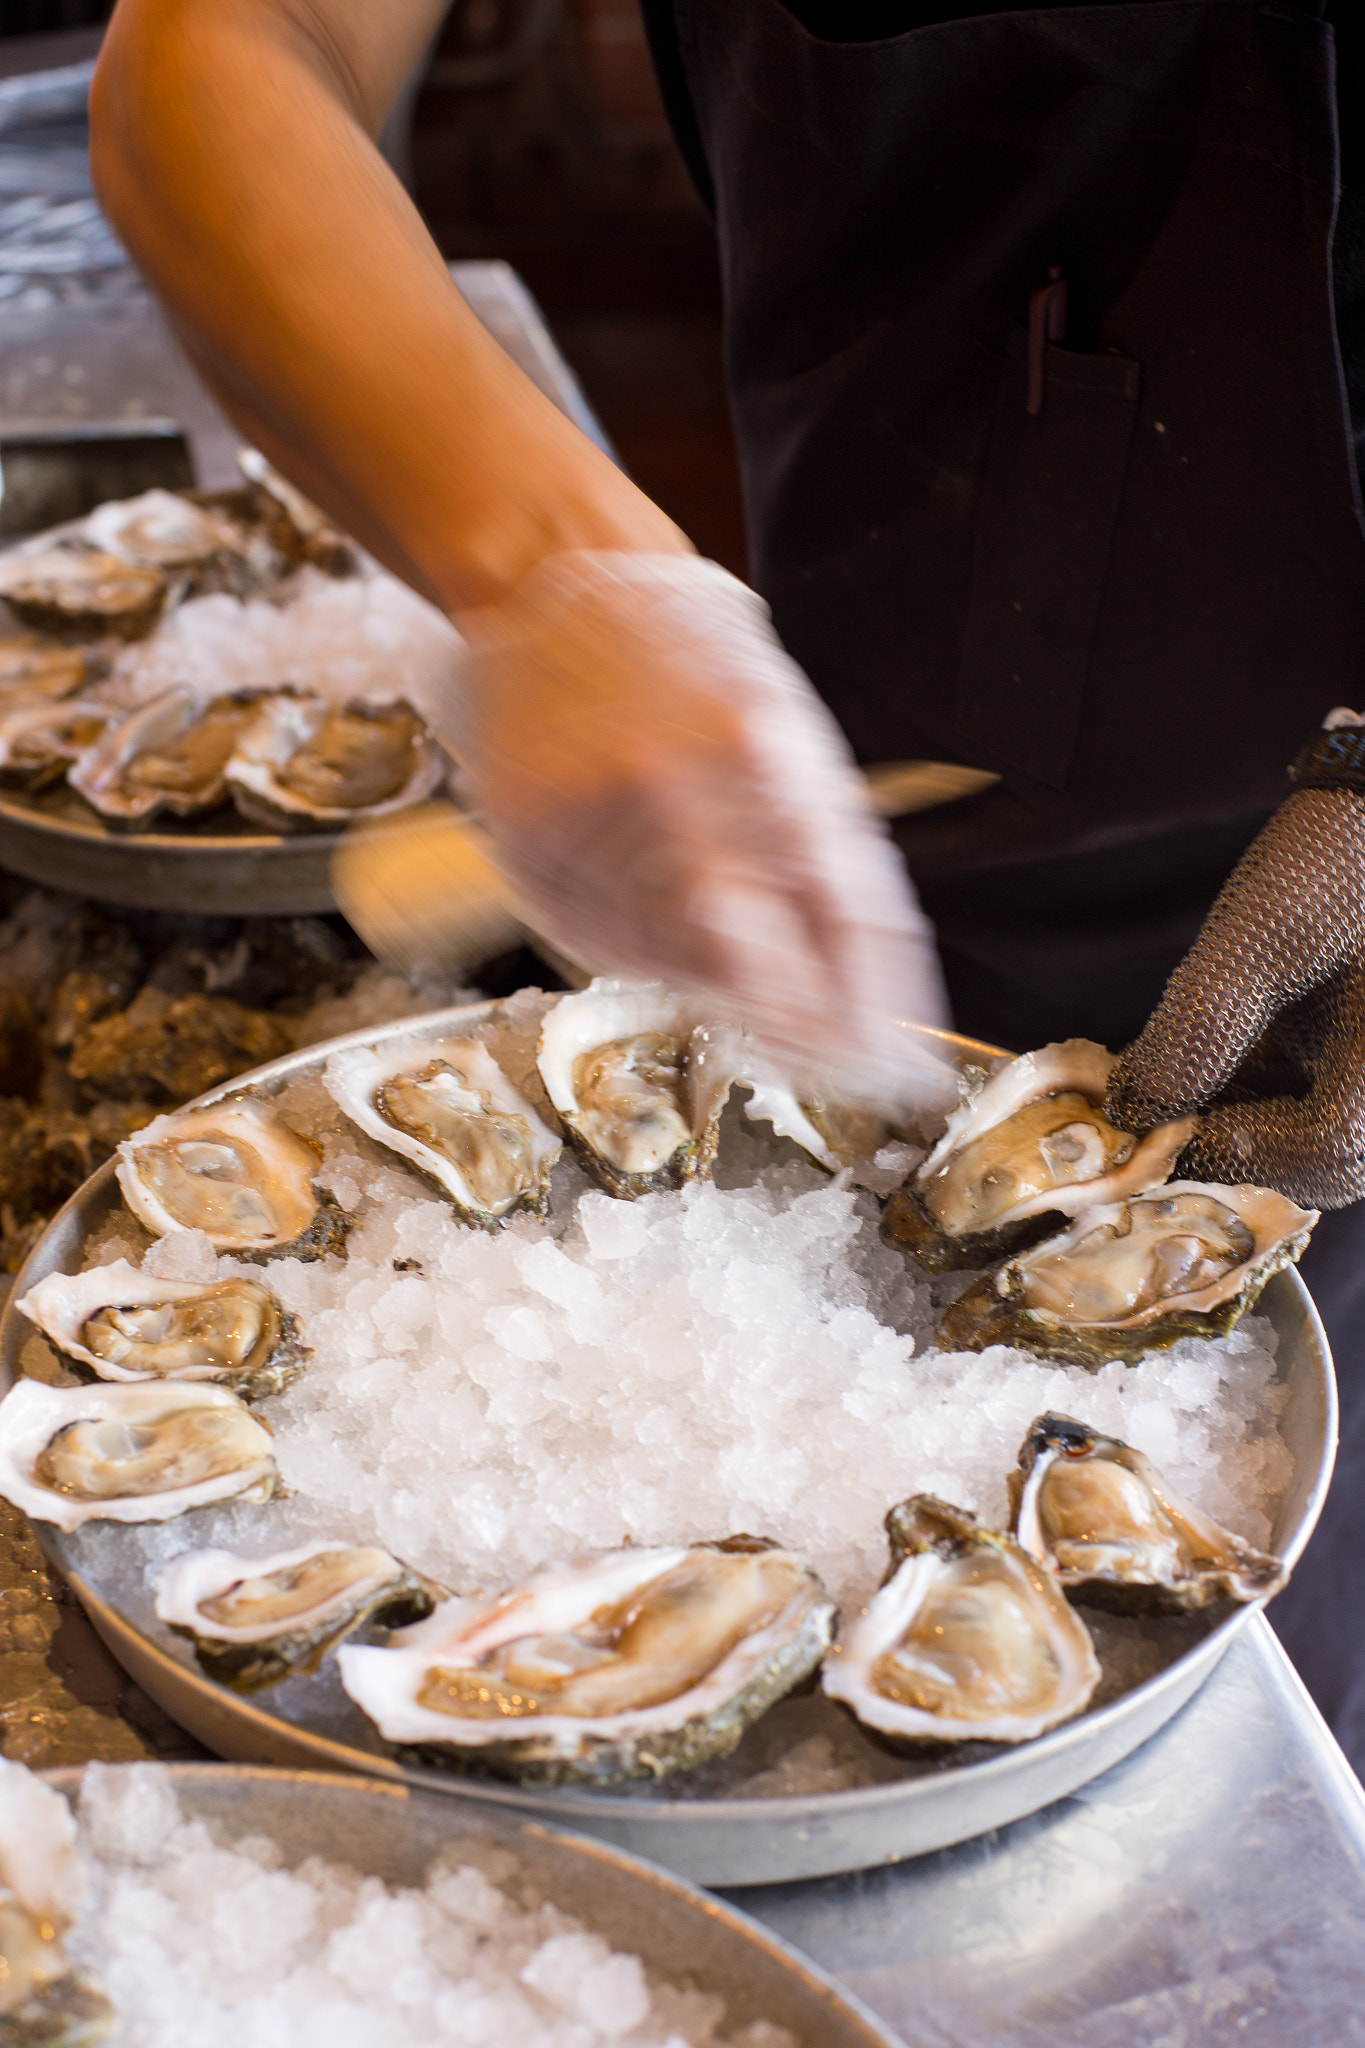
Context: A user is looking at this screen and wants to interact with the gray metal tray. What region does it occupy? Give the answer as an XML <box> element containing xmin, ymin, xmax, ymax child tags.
<box><xmin>41</xmin><ymin>1760</ymin><xmax>896</xmax><ymax>2048</ymax></box>
<box><xmin>1</xmin><ymin>1009</ymin><xmax>1338</xmax><ymax>1887</ymax></box>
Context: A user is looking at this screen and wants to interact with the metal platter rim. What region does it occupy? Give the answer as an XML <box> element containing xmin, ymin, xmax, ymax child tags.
<box><xmin>0</xmin><ymin>782</ymin><xmax>344</xmax><ymax>858</ymax></box>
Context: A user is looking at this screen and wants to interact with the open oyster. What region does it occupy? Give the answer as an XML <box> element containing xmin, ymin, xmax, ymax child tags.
<box><xmin>68</xmin><ymin>688</ymin><xmax>265</xmax><ymax>824</ymax></box>
<box><xmin>740</xmin><ymin>1058</ymin><xmax>902</xmax><ymax>1173</ymax></box>
<box><xmin>0</xmin><ymin>1377</ymin><xmax>277</xmax><ymax>1532</ymax></box>
<box><xmin>324</xmin><ymin>1034</ymin><xmax>560</xmax><ymax>1227</ymax></box>
<box><xmin>339</xmin><ymin>1535</ymin><xmax>834</xmax><ymax>1784</ymax></box>
<box><xmin>116</xmin><ymin>1094</ymin><xmax>349</xmax><ymax>1262</ymax></box>
<box><xmin>155</xmin><ymin>1540</ymin><xmax>436</xmax><ymax>1689</ymax></box>
<box><xmin>939</xmin><ymin>1181</ymin><xmax>1317</xmax><ymax>1367</ymax></box>
<box><xmin>0</xmin><ymin>543</ymin><xmax>166</xmax><ymax>640</ymax></box>
<box><xmin>1010</xmin><ymin>1412</ymin><xmax>1286</xmax><ymax>1611</ymax></box>
<box><xmin>0</xmin><ymin>1760</ymin><xmax>114</xmax><ymax>2046</ymax></box>
<box><xmin>225</xmin><ymin>693</ymin><xmax>444</xmax><ymax>831</ymax></box>
<box><xmin>0</xmin><ymin>633</ymin><xmax>96</xmax><ymax>701</ymax></box>
<box><xmin>0</xmin><ymin>700</ymin><xmax>112</xmax><ymax>789</ymax></box>
<box><xmin>17</xmin><ymin>1260</ymin><xmax>308</xmax><ymax>1401</ymax></box>
<box><xmin>823</xmin><ymin>1494</ymin><xmax>1100</xmax><ymax>1746</ymax></box>
<box><xmin>881</xmin><ymin>1040</ymin><xmax>1196</xmax><ymax>1272</ymax></box>
<box><xmin>537</xmin><ymin>980</ymin><xmax>742</xmax><ymax>1199</ymax></box>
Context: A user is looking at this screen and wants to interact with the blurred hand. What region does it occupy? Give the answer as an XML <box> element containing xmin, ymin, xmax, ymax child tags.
<box><xmin>452</xmin><ymin>551</ymin><xmax>949</xmax><ymax>1090</ymax></box>
<box><xmin>1107</xmin><ymin>785</ymin><xmax>1365</xmax><ymax>1207</ymax></box>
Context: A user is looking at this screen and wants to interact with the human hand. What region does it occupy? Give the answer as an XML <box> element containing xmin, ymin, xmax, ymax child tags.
<box><xmin>450</xmin><ymin>551</ymin><xmax>949</xmax><ymax>1091</ymax></box>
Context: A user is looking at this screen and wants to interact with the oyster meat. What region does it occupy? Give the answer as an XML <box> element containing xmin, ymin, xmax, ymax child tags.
<box><xmin>0</xmin><ymin>633</ymin><xmax>96</xmax><ymax>701</ymax></box>
<box><xmin>939</xmin><ymin>1181</ymin><xmax>1317</xmax><ymax>1366</ymax></box>
<box><xmin>1010</xmin><ymin>1412</ymin><xmax>1286</xmax><ymax>1611</ymax></box>
<box><xmin>339</xmin><ymin>1535</ymin><xmax>834</xmax><ymax>1784</ymax></box>
<box><xmin>0</xmin><ymin>1760</ymin><xmax>114</xmax><ymax>2046</ymax></box>
<box><xmin>155</xmin><ymin>1539</ymin><xmax>436</xmax><ymax>1689</ymax></box>
<box><xmin>68</xmin><ymin>688</ymin><xmax>265</xmax><ymax>824</ymax></box>
<box><xmin>881</xmin><ymin>1040</ymin><xmax>1196</xmax><ymax>1272</ymax></box>
<box><xmin>17</xmin><ymin>1259</ymin><xmax>308</xmax><ymax>1401</ymax></box>
<box><xmin>324</xmin><ymin>1034</ymin><xmax>560</xmax><ymax>1226</ymax></box>
<box><xmin>226</xmin><ymin>693</ymin><xmax>444</xmax><ymax>831</ymax></box>
<box><xmin>0</xmin><ymin>700</ymin><xmax>112</xmax><ymax>789</ymax></box>
<box><xmin>0</xmin><ymin>1377</ymin><xmax>277</xmax><ymax>1532</ymax></box>
<box><xmin>537</xmin><ymin>980</ymin><xmax>742</xmax><ymax>1199</ymax></box>
<box><xmin>116</xmin><ymin>1093</ymin><xmax>349</xmax><ymax>1261</ymax></box>
<box><xmin>0</xmin><ymin>544</ymin><xmax>166</xmax><ymax>640</ymax></box>
<box><xmin>823</xmin><ymin>1494</ymin><xmax>1100</xmax><ymax>1745</ymax></box>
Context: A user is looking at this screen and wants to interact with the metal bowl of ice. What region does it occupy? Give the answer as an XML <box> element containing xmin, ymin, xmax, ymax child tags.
<box><xmin>44</xmin><ymin>1758</ymin><xmax>895</xmax><ymax>2046</ymax></box>
<box><xmin>1</xmin><ymin>1004</ymin><xmax>1337</xmax><ymax>1887</ymax></box>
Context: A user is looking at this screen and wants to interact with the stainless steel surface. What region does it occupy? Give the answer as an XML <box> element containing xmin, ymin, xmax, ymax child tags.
<box><xmin>40</xmin><ymin>1760</ymin><xmax>898</xmax><ymax>2048</ymax></box>
<box><xmin>0</xmin><ymin>1007</ymin><xmax>1337</xmax><ymax>1886</ymax></box>
<box><xmin>735</xmin><ymin>1619</ymin><xmax>1365</xmax><ymax>2047</ymax></box>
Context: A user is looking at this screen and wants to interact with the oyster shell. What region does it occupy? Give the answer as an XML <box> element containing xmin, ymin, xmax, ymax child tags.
<box><xmin>0</xmin><ymin>633</ymin><xmax>96</xmax><ymax>701</ymax></box>
<box><xmin>1009</xmin><ymin>1412</ymin><xmax>1286</xmax><ymax>1611</ymax></box>
<box><xmin>324</xmin><ymin>1034</ymin><xmax>560</xmax><ymax>1227</ymax></box>
<box><xmin>67</xmin><ymin>688</ymin><xmax>265</xmax><ymax>825</ymax></box>
<box><xmin>822</xmin><ymin>1495</ymin><xmax>1100</xmax><ymax>1745</ymax></box>
<box><xmin>0</xmin><ymin>1378</ymin><xmax>277</xmax><ymax>1532</ymax></box>
<box><xmin>339</xmin><ymin>1535</ymin><xmax>835</xmax><ymax>1784</ymax></box>
<box><xmin>939</xmin><ymin>1181</ymin><xmax>1317</xmax><ymax>1367</ymax></box>
<box><xmin>0</xmin><ymin>1760</ymin><xmax>114</xmax><ymax>2047</ymax></box>
<box><xmin>116</xmin><ymin>1094</ymin><xmax>349</xmax><ymax>1261</ymax></box>
<box><xmin>881</xmin><ymin>1040</ymin><xmax>1196</xmax><ymax>1272</ymax></box>
<box><xmin>16</xmin><ymin>1260</ymin><xmax>308</xmax><ymax>1401</ymax></box>
<box><xmin>740</xmin><ymin>1059</ymin><xmax>899</xmax><ymax>1173</ymax></box>
<box><xmin>0</xmin><ymin>700</ymin><xmax>112</xmax><ymax>789</ymax></box>
<box><xmin>537</xmin><ymin>980</ymin><xmax>742</xmax><ymax>1199</ymax></box>
<box><xmin>225</xmin><ymin>693</ymin><xmax>444</xmax><ymax>831</ymax></box>
<box><xmin>155</xmin><ymin>1539</ymin><xmax>436</xmax><ymax>1689</ymax></box>
<box><xmin>0</xmin><ymin>544</ymin><xmax>166</xmax><ymax>640</ymax></box>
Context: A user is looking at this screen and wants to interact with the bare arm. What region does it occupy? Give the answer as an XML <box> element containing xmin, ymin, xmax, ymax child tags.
<box><xmin>90</xmin><ymin>0</ymin><xmax>687</xmax><ymax>610</ymax></box>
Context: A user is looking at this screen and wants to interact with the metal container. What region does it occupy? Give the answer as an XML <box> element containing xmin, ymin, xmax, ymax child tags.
<box><xmin>40</xmin><ymin>1760</ymin><xmax>897</xmax><ymax>2048</ymax></box>
<box><xmin>2</xmin><ymin>1008</ymin><xmax>1337</xmax><ymax>1887</ymax></box>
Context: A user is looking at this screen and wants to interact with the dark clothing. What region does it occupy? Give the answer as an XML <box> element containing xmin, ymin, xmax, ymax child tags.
<box><xmin>640</xmin><ymin>0</ymin><xmax>1365</xmax><ymax>1771</ymax></box>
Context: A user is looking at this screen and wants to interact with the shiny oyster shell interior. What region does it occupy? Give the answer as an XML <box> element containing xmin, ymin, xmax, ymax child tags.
<box><xmin>116</xmin><ymin>1094</ymin><xmax>349</xmax><ymax>1261</ymax></box>
<box><xmin>155</xmin><ymin>1539</ymin><xmax>435</xmax><ymax>1689</ymax></box>
<box><xmin>226</xmin><ymin>693</ymin><xmax>444</xmax><ymax>831</ymax></box>
<box><xmin>68</xmin><ymin>687</ymin><xmax>264</xmax><ymax>824</ymax></box>
<box><xmin>939</xmin><ymin>1181</ymin><xmax>1318</xmax><ymax>1367</ymax></box>
<box><xmin>740</xmin><ymin>1057</ymin><xmax>900</xmax><ymax>1173</ymax></box>
<box><xmin>0</xmin><ymin>543</ymin><xmax>166</xmax><ymax>639</ymax></box>
<box><xmin>0</xmin><ymin>1762</ymin><xmax>114</xmax><ymax>2046</ymax></box>
<box><xmin>324</xmin><ymin>1034</ymin><xmax>560</xmax><ymax>1226</ymax></box>
<box><xmin>1010</xmin><ymin>1412</ymin><xmax>1286</xmax><ymax>1611</ymax></box>
<box><xmin>822</xmin><ymin>1494</ymin><xmax>1100</xmax><ymax>1745</ymax></box>
<box><xmin>0</xmin><ymin>699</ymin><xmax>112</xmax><ymax>788</ymax></box>
<box><xmin>339</xmin><ymin>1536</ymin><xmax>834</xmax><ymax>1784</ymax></box>
<box><xmin>0</xmin><ymin>1377</ymin><xmax>277</xmax><ymax>1532</ymax></box>
<box><xmin>537</xmin><ymin>979</ymin><xmax>742</xmax><ymax>1199</ymax></box>
<box><xmin>881</xmin><ymin>1040</ymin><xmax>1196</xmax><ymax>1273</ymax></box>
<box><xmin>17</xmin><ymin>1259</ymin><xmax>309</xmax><ymax>1401</ymax></box>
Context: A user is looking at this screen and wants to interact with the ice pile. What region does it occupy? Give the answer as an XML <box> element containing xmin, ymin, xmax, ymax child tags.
<box><xmin>68</xmin><ymin>1761</ymin><xmax>786</xmax><ymax>2047</ymax></box>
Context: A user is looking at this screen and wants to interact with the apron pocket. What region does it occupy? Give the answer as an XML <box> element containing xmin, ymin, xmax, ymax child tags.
<box><xmin>956</xmin><ymin>328</ymin><xmax>1140</xmax><ymax>790</ymax></box>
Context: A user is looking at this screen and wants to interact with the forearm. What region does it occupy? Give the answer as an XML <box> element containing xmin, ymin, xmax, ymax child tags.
<box><xmin>89</xmin><ymin>0</ymin><xmax>687</xmax><ymax>610</ymax></box>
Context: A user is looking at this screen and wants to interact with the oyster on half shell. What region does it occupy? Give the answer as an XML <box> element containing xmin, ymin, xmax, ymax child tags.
<box><xmin>339</xmin><ymin>1535</ymin><xmax>835</xmax><ymax>1784</ymax></box>
<box><xmin>155</xmin><ymin>1540</ymin><xmax>437</xmax><ymax>1689</ymax></box>
<box><xmin>537</xmin><ymin>980</ymin><xmax>743</xmax><ymax>1199</ymax></box>
<box><xmin>0</xmin><ymin>699</ymin><xmax>112</xmax><ymax>789</ymax></box>
<box><xmin>881</xmin><ymin>1040</ymin><xmax>1196</xmax><ymax>1273</ymax></box>
<box><xmin>324</xmin><ymin>1034</ymin><xmax>560</xmax><ymax>1227</ymax></box>
<box><xmin>0</xmin><ymin>1378</ymin><xmax>277</xmax><ymax>1533</ymax></box>
<box><xmin>67</xmin><ymin>687</ymin><xmax>265</xmax><ymax>825</ymax></box>
<box><xmin>116</xmin><ymin>1094</ymin><xmax>349</xmax><ymax>1262</ymax></box>
<box><xmin>0</xmin><ymin>543</ymin><xmax>166</xmax><ymax>640</ymax></box>
<box><xmin>739</xmin><ymin>1058</ymin><xmax>906</xmax><ymax>1174</ymax></box>
<box><xmin>822</xmin><ymin>1494</ymin><xmax>1100</xmax><ymax>1746</ymax></box>
<box><xmin>17</xmin><ymin>1260</ymin><xmax>308</xmax><ymax>1401</ymax></box>
<box><xmin>1009</xmin><ymin>1412</ymin><xmax>1286</xmax><ymax>1611</ymax></box>
<box><xmin>939</xmin><ymin>1181</ymin><xmax>1317</xmax><ymax>1367</ymax></box>
<box><xmin>225</xmin><ymin>693</ymin><xmax>444</xmax><ymax>831</ymax></box>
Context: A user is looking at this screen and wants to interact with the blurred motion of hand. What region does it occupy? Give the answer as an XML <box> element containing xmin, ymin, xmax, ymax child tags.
<box><xmin>450</xmin><ymin>551</ymin><xmax>949</xmax><ymax>1091</ymax></box>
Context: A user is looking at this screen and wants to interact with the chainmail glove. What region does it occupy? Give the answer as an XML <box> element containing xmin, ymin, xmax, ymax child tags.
<box><xmin>1106</xmin><ymin>782</ymin><xmax>1365</xmax><ymax>1208</ymax></box>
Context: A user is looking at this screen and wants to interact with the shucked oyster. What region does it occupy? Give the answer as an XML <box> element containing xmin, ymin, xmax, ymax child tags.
<box><xmin>0</xmin><ymin>699</ymin><xmax>112</xmax><ymax>789</ymax></box>
<box><xmin>939</xmin><ymin>1181</ymin><xmax>1317</xmax><ymax>1367</ymax></box>
<box><xmin>0</xmin><ymin>543</ymin><xmax>166</xmax><ymax>640</ymax></box>
<box><xmin>226</xmin><ymin>693</ymin><xmax>444</xmax><ymax>831</ymax></box>
<box><xmin>0</xmin><ymin>1378</ymin><xmax>277</xmax><ymax>1532</ymax></box>
<box><xmin>881</xmin><ymin>1040</ymin><xmax>1196</xmax><ymax>1272</ymax></box>
<box><xmin>117</xmin><ymin>1094</ymin><xmax>349</xmax><ymax>1262</ymax></box>
<box><xmin>17</xmin><ymin>1259</ymin><xmax>308</xmax><ymax>1401</ymax></box>
<box><xmin>68</xmin><ymin>688</ymin><xmax>264</xmax><ymax>825</ymax></box>
<box><xmin>155</xmin><ymin>1540</ymin><xmax>436</xmax><ymax>1689</ymax></box>
<box><xmin>324</xmin><ymin>1034</ymin><xmax>560</xmax><ymax>1227</ymax></box>
<box><xmin>0</xmin><ymin>633</ymin><xmax>96</xmax><ymax>701</ymax></box>
<box><xmin>537</xmin><ymin>980</ymin><xmax>742</xmax><ymax>1199</ymax></box>
<box><xmin>0</xmin><ymin>1761</ymin><xmax>114</xmax><ymax>2047</ymax></box>
<box><xmin>339</xmin><ymin>1535</ymin><xmax>835</xmax><ymax>1784</ymax></box>
<box><xmin>740</xmin><ymin>1056</ymin><xmax>907</xmax><ymax>1174</ymax></box>
<box><xmin>1010</xmin><ymin>1413</ymin><xmax>1286</xmax><ymax>1612</ymax></box>
<box><xmin>822</xmin><ymin>1495</ymin><xmax>1100</xmax><ymax>1746</ymax></box>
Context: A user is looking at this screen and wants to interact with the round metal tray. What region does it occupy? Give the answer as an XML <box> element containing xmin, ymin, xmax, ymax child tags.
<box><xmin>0</xmin><ymin>782</ymin><xmax>339</xmax><ymax>915</ymax></box>
<box><xmin>41</xmin><ymin>1760</ymin><xmax>896</xmax><ymax>2048</ymax></box>
<box><xmin>1</xmin><ymin>1007</ymin><xmax>1338</xmax><ymax>1887</ymax></box>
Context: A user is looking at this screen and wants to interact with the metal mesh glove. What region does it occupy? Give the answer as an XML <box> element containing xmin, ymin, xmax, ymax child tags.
<box><xmin>1106</xmin><ymin>784</ymin><xmax>1365</xmax><ymax>1208</ymax></box>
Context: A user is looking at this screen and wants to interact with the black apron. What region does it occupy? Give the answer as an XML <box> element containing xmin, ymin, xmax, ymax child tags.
<box><xmin>641</xmin><ymin>0</ymin><xmax>1365</xmax><ymax>1767</ymax></box>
